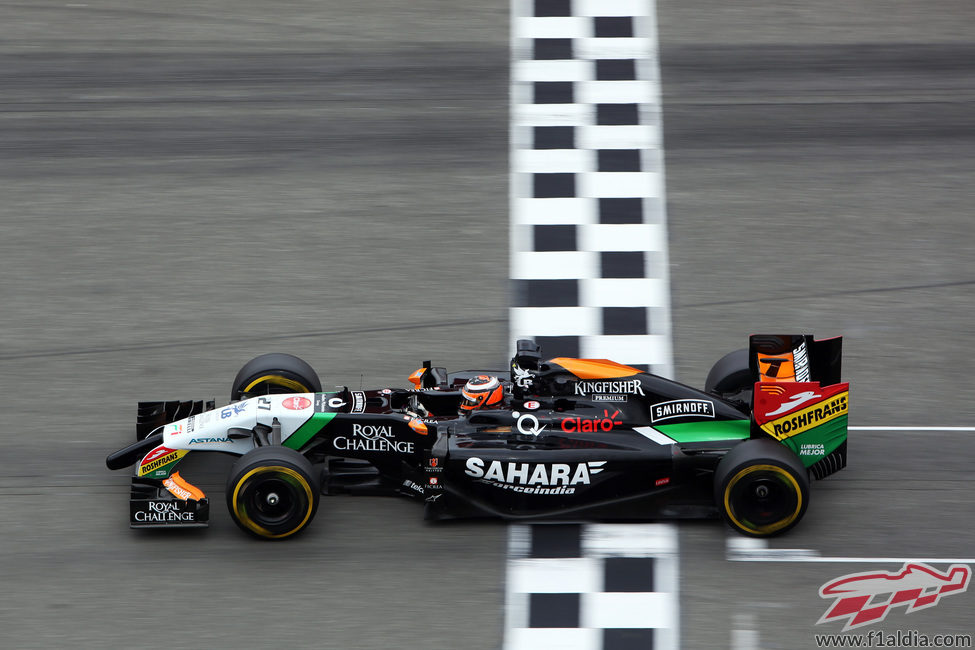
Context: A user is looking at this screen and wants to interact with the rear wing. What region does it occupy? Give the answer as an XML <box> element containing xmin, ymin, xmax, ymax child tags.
<box><xmin>749</xmin><ymin>335</ymin><xmax>848</xmax><ymax>479</ymax></box>
<box><xmin>749</xmin><ymin>334</ymin><xmax>842</xmax><ymax>386</ymax></box>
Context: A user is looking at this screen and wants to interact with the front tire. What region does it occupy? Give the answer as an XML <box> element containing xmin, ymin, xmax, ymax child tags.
<box><xmin>714</xmin><ymin>439</ymin><xmax>809</xmax><ymax>537</ymax></box>
<box><xmin>230</xmin><ymin>353</ymin><xmax>322</xmax><ymax>401</ymax></box>
<box><xmin>226</xmin><ymin>447</ymin><xmax>320</xmax><ymax>540</ymax></box>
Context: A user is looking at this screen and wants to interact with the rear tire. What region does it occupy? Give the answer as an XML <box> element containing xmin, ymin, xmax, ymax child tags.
<box><xmin>231</xmin><ymin>353</ymin><xmax>322</xmax><ymax>401</ymax></box>
<box><xmin>714</xmin><ymin>438</ymin><xmax>809</xmax><ymax>537</ymax></box>
<box><xmin>226</xmin><ymin>446</ymin><xmax>320</xmax><ymax>540</ymax></box>
<box><xmin>705</xmin><ymin>348</ymin><xmax>750</xmax><ymax>394</ymax></box>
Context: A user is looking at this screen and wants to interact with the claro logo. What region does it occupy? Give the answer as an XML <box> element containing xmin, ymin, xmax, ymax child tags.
<box><xmin>561</xmin><ymin>409</ymin><xmax>622</xmax><ymax>433</ymax></box>
<box><xmin>464</xmin><ymin>458</ymin><xmax>606</xmax><ymax>495</ymax></box>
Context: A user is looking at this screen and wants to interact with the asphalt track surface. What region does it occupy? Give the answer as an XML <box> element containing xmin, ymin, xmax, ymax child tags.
<box><xmin>1</xmin><ymin>1</ymin><xmax>974</xmax><ymax>648</ymax></box>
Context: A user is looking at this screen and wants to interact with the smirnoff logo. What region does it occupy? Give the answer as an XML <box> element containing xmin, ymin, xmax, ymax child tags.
<box><xmin>464</xmin><ymin>458</ymin><xmax>606</xmax><ymax>495</ymax></box>
<box><xmin>650</xmin><ymin>399</ymin><xmax>715</xmax><ymax>422</ymax></box>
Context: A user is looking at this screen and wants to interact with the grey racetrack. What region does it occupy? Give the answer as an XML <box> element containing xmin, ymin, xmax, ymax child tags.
<box><xmin>1</xmin><ymin>1</ymin><xmax>973</xmax><ymax>648</ymax></box>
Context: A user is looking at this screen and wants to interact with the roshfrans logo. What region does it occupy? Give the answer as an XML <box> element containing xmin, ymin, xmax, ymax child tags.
<box><xmin>464</xmin><ymin>458</ymin><xmax>606</xmax><ymax>494</ymax></box>
<box><xmin>139</xmin><ymin>447</ymin><xmax>186</xmax><ymax>475</ymax></box>
<box><xmin>817</xmin><ymin>563</ymin><xmax>971</xmax><ymax>631</ymax></box>
<box><xmin>574</xmin><ymin>379</ymin><xmax>644</xmax><ymax>397</ymax></box>
<box><xmin>767</xmin><ymin>392</ymin><xmax>848</xmax><ymax>440</ymax></box>
<box><xmin>650</xmin><ymin>399</ymin><xmax>715</xmax><ymax>422</ymax></box>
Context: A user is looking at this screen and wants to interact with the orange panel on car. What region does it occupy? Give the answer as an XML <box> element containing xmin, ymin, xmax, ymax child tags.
<box><xmin>549</xmin><ymin>357</ymin><xmax>643</xmax><ymax>379</ymax></box>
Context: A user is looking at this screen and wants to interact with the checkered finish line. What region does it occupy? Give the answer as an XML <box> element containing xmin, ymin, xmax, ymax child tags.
<box><xmin>509</xmin><ymin>0</ymin><xmax>673</xmax><ymax>377</ymax></box>
<box><xmin>504</xmin><ymin>523</ymin><xmax>680</xmax><ymax>650</ymax></box>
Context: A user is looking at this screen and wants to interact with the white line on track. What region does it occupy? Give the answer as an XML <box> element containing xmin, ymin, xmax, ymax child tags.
<box><xmin>731</xmin><ymin>613</ymin><xmax>761</xmax><ymax>650</ymax></box>
<box><xmin>727</xmin><ymin>538</ymin><xmax>975</xmax><ymax>564</ymax></box>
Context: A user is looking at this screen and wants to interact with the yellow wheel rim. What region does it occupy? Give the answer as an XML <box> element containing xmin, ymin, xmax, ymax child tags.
<box><xmin>723</xmin><ymin>464</ymin><xmax>803</xmax><ymax>536</ymax></box>
<box><xmin>242</xmin><ymin>375</ymin><xmax>310</xmax><ymax>395</ymax></box>
<box><xmin>232</xmin><ymin>465</ymin><xmax>314</xmax><ymax>539</ymax></box>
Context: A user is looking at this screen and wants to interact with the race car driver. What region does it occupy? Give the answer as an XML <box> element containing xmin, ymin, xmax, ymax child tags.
<box><xmin>459</xmin><ymin>375</ymin><xmax>505</xmax><ymax>412</ymax></box>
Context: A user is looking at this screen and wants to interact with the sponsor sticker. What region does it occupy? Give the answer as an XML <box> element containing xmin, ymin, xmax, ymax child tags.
<box><xmin>766</xmin><ymin>390</ymin><xmax>822</xmax><ymax>417</ymax></box>
<box><xmin>162</xmin><ymin>473</ymin><xmax>206</xmax><ymax>501</ymax></box>
<box><xmin>799</xmin><ymin>443</ymin><xmax>826</xmax><ymax>457</ymax></box>
<box><xmin>763</xmin><ymin>391</ymin><xmax>848</xmax><ymax>440</ymax></box>
<box><xmin>574</xmin><ymin>379</ymin><xmax>644</xmax><ymax>397</ymax></box>
<box><xmin>403</xmin><ymin>479</ymin><xmax>424</xmax><ymax>495</ymax></box>
<box><xmin>512</xmin><ymin>363</ymin><xmax>534</xmax><ymax>390</ymax></box>
<box><xmin>352</xmin><ymin>391</ymin><xmax>366</xmax><ymax>413</ymax></box>
<box><xmin>464</xmin><ymin>458</ymin><xmax>606</xmax><ymax>495</ymax></box>
<box><xmin>333</xmin><ymin>423</ymin><xmax>415</xmax><ymax>454</ymax></box>
<box><xmin>592</xmin><ymin>394</ymin><xmax>627</xmax><ymax>402</ymax></box>
<box><xmin>512</xmin><ymin>411</ymin><xmax>546</xmax><ymax>436</ymax></box>
<box><xmin>793</xmin><ymin>340</ymin><xmax>811</xmax><ymax>382</ymax></box>
<box><xmin>131</xmin><ymin>499</ymin><xmax>200</xmax><ymax>524</ymax></box>
<box><xmin>650</xmin><ymin>399</ymin><xmax>715</xmax><ymax>423</ymax></box>
<box><xmin>561</xmin><ymin>409</ymin><xmax>622</xmax><ymax>433</ymax></box>
<box><xmin>523</xmin><ymin>400</ymin><xmax>540</xmax><ymax>410</ymax></box>
<box><xmin>138</xmin><ymin>447</ymin><xmax>189</xmax><ymax>477</ymax></box>
<box><xmin>220</xmin><ymin>403</ymin><xmax>248</xmax><ymax>419</ymax></box>
<box><xmin>282</xmin><ymin>396</ymin><xmax>312</xmax><ymax>410</ymax></box>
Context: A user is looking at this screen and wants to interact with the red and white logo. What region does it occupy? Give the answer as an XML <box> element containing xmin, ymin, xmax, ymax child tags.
<box><xmin>524</xmin><ymin>400</ymin><xmax>540</xmax><ymax>410</ymax></box>
<box><xmin>141</xmin><ymin>446</ymin><xmax>176</xmax><ymax>465</ymax></box>
<box><xmin>818</xmin><ymin>563</ymin><xmax>971</xmax><ymax>631</ymax></box>
<box><xmin>282</xmin><ymin>396</ymin><xmax>312</xmax><ymax>410</ymax></box>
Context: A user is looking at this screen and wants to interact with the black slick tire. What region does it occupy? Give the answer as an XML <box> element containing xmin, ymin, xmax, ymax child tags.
<box><xmin>226</xmin><ymin>446</ymin><xmax>320</xmax><ymax>540</ymax></box>
<box><xmin>230</xmin><ymin>353</ymin><xmax>322</xmax><ymax>401</ymax></box>
<box><xmin>714</xmin><ymin>438</ymin><xmax>810</xmax><ymax>537</ymax></box>
<box><xmin>705</xmin><ymin>349</ymin><xmax>751</xmax><ymax>395</ymax></box>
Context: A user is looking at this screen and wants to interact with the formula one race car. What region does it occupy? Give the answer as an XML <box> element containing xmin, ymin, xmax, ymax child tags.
<box><xmin>106</xmin><ymin>335</ymin><xmax>849</xmax><ymax>539</ymax></box>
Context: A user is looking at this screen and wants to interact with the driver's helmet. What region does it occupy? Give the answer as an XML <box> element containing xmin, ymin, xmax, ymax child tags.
<box><xmin>460</xmin><ymin>375</ymin><xmax>505</xmax><ymax>412</ymax></box>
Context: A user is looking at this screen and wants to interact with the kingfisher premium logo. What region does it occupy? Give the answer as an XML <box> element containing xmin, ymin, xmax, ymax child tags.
<box><xmin>573</xmin><ymin>379</ymin><xmax>644</xmax><ymax>397</ymax></box>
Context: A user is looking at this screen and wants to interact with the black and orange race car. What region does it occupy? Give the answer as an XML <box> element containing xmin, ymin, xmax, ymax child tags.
<box><xmin>106</xmin><ymin>335</ymin><xmax>848</xmax><ymax>539</ymax></box>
